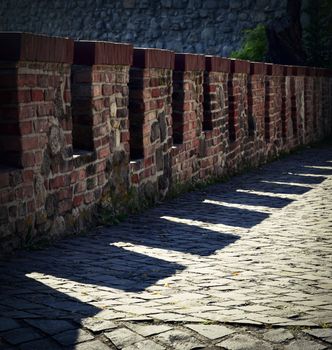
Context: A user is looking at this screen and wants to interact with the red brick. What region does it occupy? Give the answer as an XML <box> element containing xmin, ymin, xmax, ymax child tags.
<box><xmin>64</xmin><ymin>90</ymin><xmax>71</xmax><ymax>103</ymax></box>
<box><xmin>21</xmin><ymin>136</ymin><xmax>39</xmax><ymax>150</ymax></box>
<box><xmin>21</xmin><ymin>152</ymin><xmax>36</xmax><ymax>168</ymax></box>
<box><xmin>144</xmin><ymin>156</ymin><xmax>154</xmax><ymax>168</ymax></box>
<box><xmin>20</xmin><ymin>105</ymin><xmax>37</xmax><ymax>119</ymax></box>
<box><xmin>96</xmin><ymin>161</ymin><xmax>106</xmax><ymax>172</ymax></box>
<box><xmin>151</xmin><ymin>88</ymin><xmax>160</xmax><ymax>98</ymax></box>
<box><xmin>17</xmin><ymin>74</ymin><xmax>37</xmax><ymax>87</ymax></box>
<box><xmin>37</xmin><ymin>102</ymin><xmax>54</xmax><ymax>117</ymax></box>
<box><xmin>22</xmin><ymin>169</ymin><xmax>34</xmax><ymax>183</ymax></box>
<box><xmin>78</xmin><ymin>169</ymin><xmax>86</xmax><ymax>180</ymax></box>
<box><xmin>93</xmin><ymin>99</ymin><xmax>104</xmax><ymax>111</ymax></box>
<box><xmin>58</xmin><ymin>188</ymin><xmax>73</xmax><ymax>200</ymax></box>
<box><xmin>97</xmin><ymin>146</ymin><xmax>110</xmax><ymax>159</ymax></box>
<box><xmin>102</xmin><ymin>84</ymin><xmax>113</xmax><ymax>95</ymax></box>
<box><xmin>34</xmin><ymin>151</ymin><xmax>43</xmax><ymax>165</ymax></box>
<box><xmin>74</xmin><ymin>181</ymin><xmax>86</xmax><ymax>194</ymax></box>
<box><xmin>207</xmin><ymin>85</ymin><xmax>217</xmax><ymax>93</ymax></box>
<box><xmin>121</xmin><ymin>131</ymin><xmax>130</xmax><ymax>142</ymax></box>
<box><xmin>17</xmin><ymin>90</ymin><xmax>31</xmax><ymax>103</ymax></box>
<box><xmin>71</xmin><ymin>171</ymin><xmax>78</xmax><ymax>183</ymax></box>
<box><xmin>31</xmin><ymin>89</ymin><xmax>44</xmax><ymax>101</ymax></box>
<box><xmin>20</xmin><ymin>121</ymin><xmax>33</xmax><ymax>135</ymax></box>
<box><xmin>49</xmin><ymin>175</ymin><xmax>66</xmax><ymax>189</ymax></box>
<box><xmin>33</xmin><ymin>119</ymin><xmax>49</xmax><ymax>133</ymax></box>
<box><xmin>130</xmin><ymin>173</ymin><xmax>139</xmax><ymax>184</ymax></box>
<box><xmin>73</xmin><ymin>195</ymin><xmax>84</xmax><ymax>207</ymax></box>
<box><xmin>84</xmin><ymin>191</ymin><xmax>94</xmax><ymax>204</ymax></box>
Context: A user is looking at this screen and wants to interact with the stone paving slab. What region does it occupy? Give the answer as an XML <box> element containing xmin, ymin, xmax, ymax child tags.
<box><xmin>0</xmin><ymin>145</ymin><xmax>332</xmax><ymax>349</ymax></box>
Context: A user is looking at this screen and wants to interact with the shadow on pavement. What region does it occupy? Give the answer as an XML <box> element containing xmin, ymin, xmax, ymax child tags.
<box><xmin>0</xmin><ymin>217</ymin><xmax>239</xmax><ymax>348</ymax></box>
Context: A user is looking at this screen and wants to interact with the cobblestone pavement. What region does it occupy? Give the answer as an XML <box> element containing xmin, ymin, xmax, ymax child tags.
<box><xmin>1</xmin><ymin>145</ymin><xmax>332</xmax><ymax>349</ymax></box>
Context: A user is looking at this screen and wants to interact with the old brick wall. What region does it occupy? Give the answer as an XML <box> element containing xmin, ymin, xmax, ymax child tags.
<box><xmin>0</xmin><ymin>32</ymin><xmax>331</xmax><ymax>255</ymax></box>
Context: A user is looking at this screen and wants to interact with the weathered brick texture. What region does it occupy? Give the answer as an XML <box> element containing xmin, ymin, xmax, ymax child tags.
<box><xmin>200</xmin><ymin>57</ymin><xmax>230</xmax><ymax>178</ymax></box>
<box><xmin>129</xmin><ymin>48</ymin><xmax>174</xmax><ymax>201</ymax></box>
<box><xmin>171</xmin><ymin>53</ymin><xmax>205</xmax><ymax>184</ymax></box>
<box><xmin>0</xmin><ymin>32</ymin><xmax>331</xmax><ymax>254</ymax></box>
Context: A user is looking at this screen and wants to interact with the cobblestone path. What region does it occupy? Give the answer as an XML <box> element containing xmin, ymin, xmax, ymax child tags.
<box><xmin>1</xmin><ymin>145</ymin><xmax>332</xmax><ymax>349</ymax></box>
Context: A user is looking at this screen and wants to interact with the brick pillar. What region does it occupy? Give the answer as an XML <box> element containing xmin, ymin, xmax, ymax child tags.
<box><xmin>284</xmin><ymin>66</ymin><xmax>299</xmax><ymax>149</ymax></box>
<box><xmin>295</xmin><ymin>66</ymin><xmax>306</xmax><ymax>146</ymax></box>
<box><xmin>264</xmin><ymin>64</ymin><xmax>284</xmax><ymax>156</ymax></box>
<box><xmin>318</xmin><ymin>68</ymin><xmax>332</xmax><ymax>140</ymax></box>
<box><xmin>72</xmin><ymin>40</ymin><xmax>133</xmax><ymax>212</ymax></box>
<box><xmin>326</xmin><ymin>70</ymin><xmax>332</xmax><ymax>137</ymax></box>
<box><xmin>280</xmin><ymin>65</ymin><xmax>288</xmax><ymax>144</ymax></box>
<box><xmin>225</xmin><ymin>59</ymin><xmax>250</xmax><ymax>172</ymax></box>
<box><xmin>297</xmin><ymin>66</ymin><xmax>313</xmax><ymax>145</ymax></box>
<box><xmin>247</xmin><ymin>62</ymin><xmax>267</xmax><ymax>164</ymax></box>
<box><xmin>0</xmin><ymin>32</ymin><xmax>74</xmax><ymax>251</ymax></box>
<box><xmin>171</xmin><ymin>53</ymin><xmax>204</xmax><ymax>184</ymax></box>
<box><xmin>303</xmin><ymin>67</ymin><xmax>315</xmax><ymax>144</ymax></box>
<box><xmin>305</xmin><ymin>67</ymin><xmax>332</xmax><ymax>144</ymax></box>
<box><xmin>201</xmin><ymin>56</ymin><xmax>231</xmax><ymax>178</ymax></box>
<box><xmin>129</xmin><ymin>48</ymin><xmax>174</xmax><ymax>200</ymax></box>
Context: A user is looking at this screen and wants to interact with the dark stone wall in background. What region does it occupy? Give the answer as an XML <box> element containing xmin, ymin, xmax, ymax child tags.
<box><xmin>0</xmin><ymin>0</ymin><xmax>288</xmax><ymax>56</ymax></box>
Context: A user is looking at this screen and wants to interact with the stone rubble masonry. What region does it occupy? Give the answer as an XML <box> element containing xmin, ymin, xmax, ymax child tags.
<box><xmin>0</xmin><ymin>32</ymin><xmax>331</xmax><ymax>254</ymax></box>
<box><xmin>0</xmin><ymin>0</ymin><xmax>290</xmax><ymax>57</ymax></box>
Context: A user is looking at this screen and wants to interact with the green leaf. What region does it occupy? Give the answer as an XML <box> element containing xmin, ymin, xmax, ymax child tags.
<box><xmin>230</xmin><ymin>24</ymin><xmax>268</xmax><ymax>62</ymax></box>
